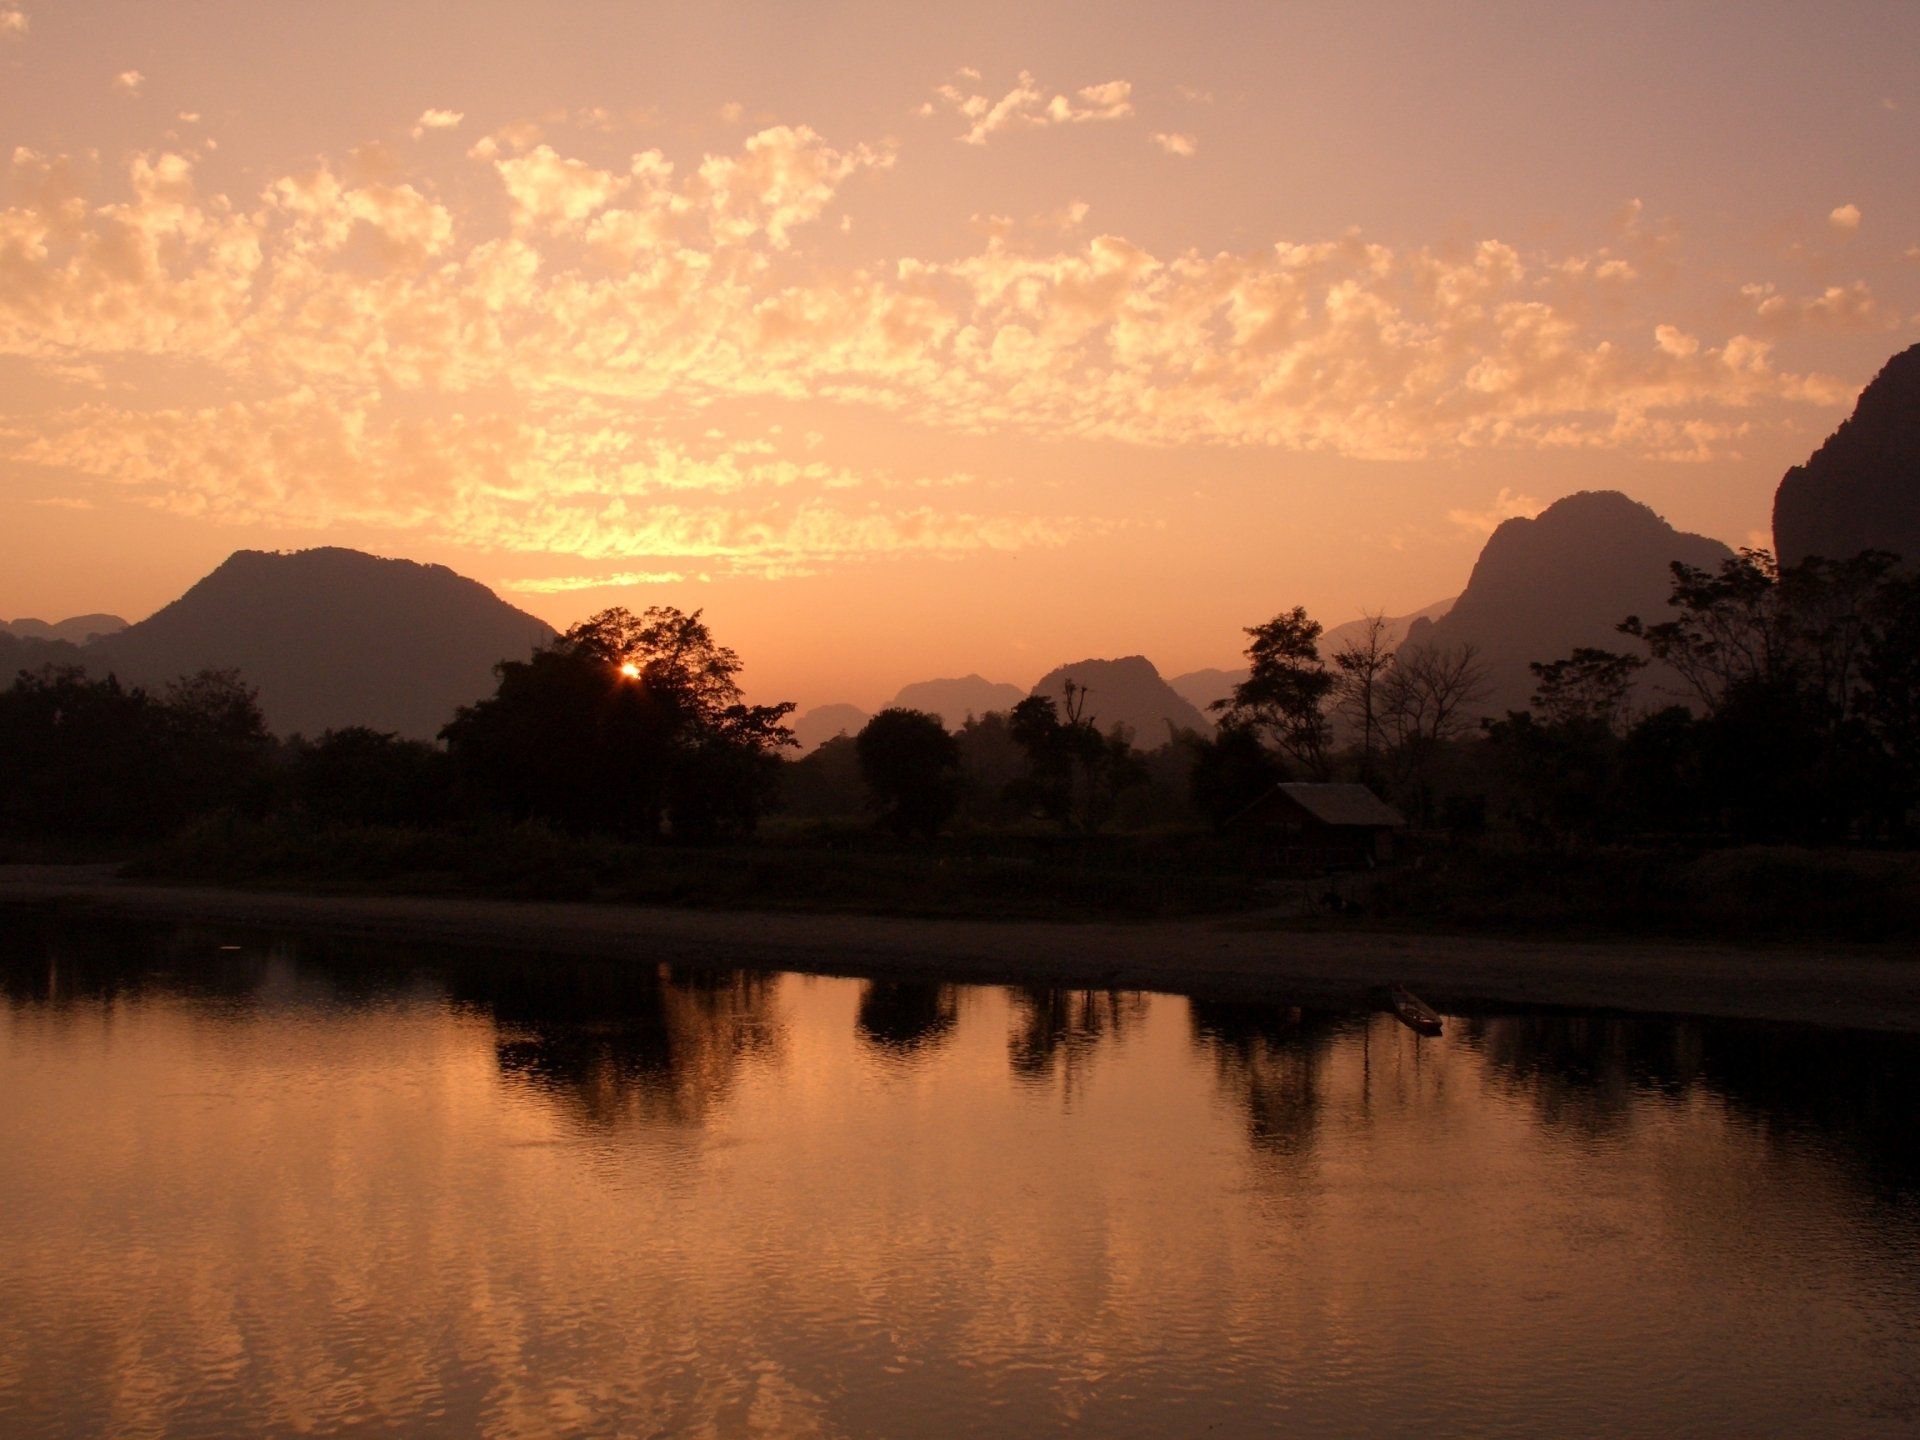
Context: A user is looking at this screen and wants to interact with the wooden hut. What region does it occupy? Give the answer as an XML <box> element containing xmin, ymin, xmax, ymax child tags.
<box><xmin>1226</xmin><ymin>782</ymin><xmax>1407</xmax><ymax>866</ymax></box>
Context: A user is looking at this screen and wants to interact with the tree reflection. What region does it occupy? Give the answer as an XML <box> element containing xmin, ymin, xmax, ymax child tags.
<box><xmin>856</xmin><ymin>980</ymin><xmax>959</xmax><ymax>1058</ymax></box>
<box><xmin>1006</xmin><ymin>987</ymin><xmax>1147</xmax><ymax>1091</ymax></box>
<box><xmin>448</xmin><ymin>958</ymin><xmax>785</xmax><ymax>1131</ymax></box>
<box><xmin>1188</xmin><ymin>1000</ymin><xmax>1348</xmax><ymax>1158</ymax></box>
<box><xmin>1465</xmin><ymin>1014</ymin><xmax>1920</xmax><ymax>1196</ymax></box>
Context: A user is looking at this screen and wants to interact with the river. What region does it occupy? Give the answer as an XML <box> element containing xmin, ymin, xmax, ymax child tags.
<box><xmin>3</xmin><ymin>914</ymin><xmax>1917</xmax><ymax>1437</ymax></box>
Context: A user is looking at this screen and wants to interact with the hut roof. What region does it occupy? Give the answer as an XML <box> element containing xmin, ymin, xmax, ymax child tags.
<box><xmin>1265</xmin><ymin>783</ymin><xmax>1406</xmax><ymax>828</ymax></box>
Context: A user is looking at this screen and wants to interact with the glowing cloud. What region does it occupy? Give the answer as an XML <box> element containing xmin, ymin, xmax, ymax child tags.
<box><xmin>113</xmin><ymin>69</ymin><xmax>144</xmax><ymax>96</ymax></box>
<box><xmin>411</xmin><ymin>108</ymin><xmax>465</xmax><ymax>138</ymax></box>
<box><xmin>1829</xmin><ymin>203</ymin><xmax>1862</xmax><ymax>231</ymax></box>
<box><xmin>926</xmin><ymin>71</ymin><xmax>1135</xmax><ymax>145</ymax></box>
<box><xmin>1151</xmin><ymin>132</ymin><xmax>1197</xmax><ymax>157</ymax></box>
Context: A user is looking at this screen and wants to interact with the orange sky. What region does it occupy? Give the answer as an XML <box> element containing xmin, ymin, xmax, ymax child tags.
<box><xmin>2</xmin><ymin>1</ymin><xmax>1916</xmax><ymax>709</ymax></box>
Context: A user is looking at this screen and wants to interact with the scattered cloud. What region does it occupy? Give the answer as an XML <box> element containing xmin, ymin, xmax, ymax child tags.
<box><xmin>1</xmin><ymin>7</ymin><xmax>27</xmax><ymax>39</ymax></box>
<box><xmin>31</xmin><ymin>495</ymin><xmax>94</xmax><ymax>510</ymax></box>
<box><xmin>508</xmin><ymin>570</ymin><xmax>687</xmax><ymax>592</ymax></box>
<box><xmin>0</xmin><ymin>120</ymin><xmax>1880</xmax><ymax>576</ymax></box>
<box><xmin>1447</xmin><ymin>488</ymin><xmax>1545</xmax><ymax>536</ymax></box>
<box><xmin>113</xmin><ymin>70</ymin><xmax>144</xmax><ymax>97</ymax></box>
<box><xmin>1740</xmin><ymin>280</ymin><xmax>1887</xmax><ymax>331</ymax></box>
<box><xmin>1174</xmin><ymin>84</ymin><xmax>1213</xmax><ymax>105</ymax></box>
<box><xmin>718</xmin><ymin>101</ymin><xmax>745</xmax><ymax>124</ymax></box>
<box><xmin>411</xmin><ymin>108</ymin><xmax>464</xmax><ymax>139</ymax></box>
<box><xmin>924</xmin><ymin>71</ymin><xmax>1134</xmax><ymax>145</ymax></box>
<box><xmin>1830</xmin><ymin>202</ymin><xmax>1862</xmax><ymax>232</ymax></box>
<box><xmin>1151</xmin><ymin>132</ymin><xmax>1196</xmax><ymax>157</ymax></box>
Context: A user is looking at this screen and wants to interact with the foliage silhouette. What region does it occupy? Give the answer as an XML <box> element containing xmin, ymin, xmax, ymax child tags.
<box><xmin>855</xmin><ymin>708</ymin><xmax>962</xmax><ymax>836</ymax></box>
<box><xmin>442</xmin><ymin>606</ymin><xmax>794</xmax><ymax>841</ymax></box>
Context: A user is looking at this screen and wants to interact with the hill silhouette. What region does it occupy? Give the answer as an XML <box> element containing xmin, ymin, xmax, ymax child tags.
<box><xmin>1405</xmin><ymin>490</ymin><xmax>1733</xmax><ymax>713</ymax></box>
<box><xmin>890</xmin><ymin>674</ymin><xmax>1027</xmax><ymax>728</ymax></box>
<box><xmin>1773</xmin><ymin>342</ymin><xmax>1920</xmax><ymax>567</ymax></box>
<box><xmin>3</xmin><ymin>613</ymin><xmax>128</xmax><ymax>644</ymax></box>
<box><xmin>1168</xmin><ymin>598</ymin><xmax>1456</xmax><ymax>713</ymax></box>
<box><xmin>1028</xmin><ymin>655</ymin><xmax>1211</xmax><ymax>742</ymax></box>
<box><xmin>82</xmin><ymin>548</ymin><xmax>554</xmax><ymax>738</ymax></box>
<box><xmin>792</xmin><ymin>703</ymin><xmax>872</xmax><ymax>754</ymax></box>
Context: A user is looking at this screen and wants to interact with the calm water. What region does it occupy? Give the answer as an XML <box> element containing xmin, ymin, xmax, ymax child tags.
<box><xmin>2</xmin><ymin>917</ymin><xmax>1918</xmax><ymax>1438</ymax></box>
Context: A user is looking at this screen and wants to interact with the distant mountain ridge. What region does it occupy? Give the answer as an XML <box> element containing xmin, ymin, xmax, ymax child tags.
<box><xmin>2</xmin><ymin>614</ymin><xmax>127</xmax><ymax>645</ymax></box>
<box><xmin>1028</xmin><ymin>655</ymin><xmax>1211</xmax><ymax>742</ymax></box>
<box><xmin>890</xmin><ymin>674</ymin><xmax>1027</xmax><ymax>727</ymax></box>
<box><xmin>1773</xmin><ymin>341</ymin><xmax>1920</xmax><ymax>567</ymax></box>
<box><xmin>82</xmin><ymin>548</ymin><xmax>555</xmax><ymax>738</ymax></box>
<box><xmin>1406</xmin><ymin>490</ymin><xmax>1733</xmax><ymax>713</ymax></box>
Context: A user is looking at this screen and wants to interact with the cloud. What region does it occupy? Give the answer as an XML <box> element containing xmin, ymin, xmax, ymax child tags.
<box><xmin>1</xmin><ymin>7</ymin><xmax>27</xmax><ymax>39</ymax></box>
<box><xmin>508</xmin><ymin>570</ymin><xmax>687</xmax><ymax>592</ymax></box>
<box><xmin>0</xmin><ymin>119</ymin><xmax>1870</xmax><ymax>558</ymax></box>
<box><xmin>411</xmin><ymin>108</ymin><xmax>464</xmax><ymax>139</ymax></box>
<box><xmin>1447</xmin><ymin>488</ymin><xmax>1545</xmax><ymax>536</ymax></box>
<box><xmin>1740</xmin><ymin>280</ymin><xmax>1887</xmax><ymax>332</ymax></box>
<box><xmin>1151</xmin><ymin>132</ymin><xmax>1196</xmax><ymax>157</ymax></box>
<box><xmin>925</xmin><ymin>71</ymin><xmax>1134</xmax><ymax>145</ymax></box>
<box><xmin>1829</xmin><ymin>202</ymin><xmax>1862</xmax><ymax>232</ymax></box>
<box><xmin>5</xmin><ymin>392</ymin><xmax>1084</xmax><ymax>578</ymax></box>
<box><xmin>114</xmin><ymin>70</ymin><xmax>144</xmax><ymax>97</ymax></box>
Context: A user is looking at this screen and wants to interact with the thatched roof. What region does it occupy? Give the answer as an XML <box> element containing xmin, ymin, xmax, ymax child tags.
<box><xmin>1253</xmin><ymin>783</ymin><xmax>1406</xmax><ymax>828</ymax></box>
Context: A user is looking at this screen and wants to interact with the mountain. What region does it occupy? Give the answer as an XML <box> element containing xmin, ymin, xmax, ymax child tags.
<box><xmin>791</xmin><ymin>703</ymin><xmax>871</xmax><ymax>754</ymax></box>
<box><xmin>1772</xmin><ymin>342</ymin><xmax>1920</xmax><ymax>567</ymax></box>
<box><xmin>82</xmin><ymin>548</ymin><xmax>555</xmax><ymax>738</ymax></box>
<box><xmin>3</xmin><ymin>613</ymin><xmax>128</xmax><ymax>644</ymax></box>
<box><xmin>1028</xmin><ymin>655</ymin><xmax>1212</xmax><ymax>743</ymax></box>
<box><xmin>1168</xmin><ymin>598</ymin><xmax>1456</xmax><ymax>714</ymax></box>
<box><xmin>889</xmin><ymin>674</ymin><xmax>1027</xmax><ymax>728</ymax></box>
<box><xmin>1403</xmin><ymin>490</ymin><xmax>1733</xmax><ymax>713</ymax></box>
<box><xmin>1165</xmin><ymin>667</ymin><xmax>1246</xmax><ymax>716</ymax></box>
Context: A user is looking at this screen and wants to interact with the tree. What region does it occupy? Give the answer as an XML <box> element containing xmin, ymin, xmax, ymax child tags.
<box><xmin>1006</xmin><ymin>684</ymin><xmax>1144</xmax><ymax>831</ymax></box>
<box><xmin>1215</xmin><ymin>607</ymin><xmax>1335</xmax><ymax>777</ymax></box>
<box><xmin>1378</xmin><ymin>642</ymin><xmax>1490</xmax><ymax>821</ymax></box>
<box><xmin>1187</xmin><ymin>721</ymin><xmax>1287</xmax><ymax>831</ymax></box>
<box><xmin>855</xmin><ymin>708</ymin><xmax>963</xmax><ymax>837</ymax></box>
<box><xmin>1528</xmin><ymin>647</ymin><xmax>1646</xmax><ymax>733</ymax></box>
<box><xmin>288</xmin><ymin>727</ymin><xmax>452</xmax><ymax>827</ymax></box>
<box><xmin>1331</xmin><ymin>611</ymin><xmax>1393</xmax><ymax>782</ymax></box>
<box><xmin>442</xmin><ymin>606</ymin><xmax>794</xmax><ymax>840</ymax></box>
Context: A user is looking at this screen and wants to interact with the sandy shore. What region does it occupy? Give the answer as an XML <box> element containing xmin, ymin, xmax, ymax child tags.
<box><xmin>3</xmin><ymin>865</ymin><xmax>1916</xmax><ymax>1032</ymax></box>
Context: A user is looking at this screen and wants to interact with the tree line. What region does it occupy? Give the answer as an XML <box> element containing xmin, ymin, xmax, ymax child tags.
<box><xmin>4</xmin><ymin>549</ymin><xmax>1917</xmax><ymax>854</ymax></box>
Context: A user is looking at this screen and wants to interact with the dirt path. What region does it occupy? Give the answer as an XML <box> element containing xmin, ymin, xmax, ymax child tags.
<box><xmin>4</xmin><ymin>866</ymin><xmax>1916</xmax><ymax>1031</ymax></box>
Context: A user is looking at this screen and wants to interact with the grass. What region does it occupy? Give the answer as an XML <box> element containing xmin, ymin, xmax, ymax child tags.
<box><xmin>1359</xmin><ymin>841</ymin><xmax>1920</xmax><ymax>943</ymax></box>
<box><xmin>133</xmin><ymin>814</ymin><xmax>1279</xmax><ymax>921</ymax></box>
<box><xmin>118</xmin><ymin>816</ymin><xmax>1920</xmax><ymax>941</ymax></box>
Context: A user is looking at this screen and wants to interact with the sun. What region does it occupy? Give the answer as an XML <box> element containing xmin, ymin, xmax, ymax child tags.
<box><xmin>618</xmin><ymin>661</ymin><xmax>641</xmax><ymax>679</ymax></box>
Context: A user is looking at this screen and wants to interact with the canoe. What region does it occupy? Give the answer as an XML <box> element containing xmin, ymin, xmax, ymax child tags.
<box><xmin>1387</xmin><ymin>985</ymin><xmax>1443</xmax><ymax>1036</ymax></box>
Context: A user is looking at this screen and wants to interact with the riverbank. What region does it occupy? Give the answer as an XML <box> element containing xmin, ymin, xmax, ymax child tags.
<box><xmin>5</xmin><ymin>865</ymin><xmax>1918</xmax><ymax>1032</ymax></box>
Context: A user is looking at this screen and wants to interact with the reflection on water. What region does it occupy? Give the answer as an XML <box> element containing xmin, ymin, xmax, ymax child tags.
<box><xmin>2</xmin><ymin>914</ymin><xmax>1918</xmax><ymax>1438</ymax></box>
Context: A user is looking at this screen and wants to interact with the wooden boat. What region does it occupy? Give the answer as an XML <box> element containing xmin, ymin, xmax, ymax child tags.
<box><xmin>1387</xmin><ymin>985</ymin><xmax>1443</xmax><ymax>1036</ymax></box>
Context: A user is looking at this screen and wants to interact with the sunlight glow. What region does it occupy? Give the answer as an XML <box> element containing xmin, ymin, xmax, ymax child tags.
<box><xmin>618</xmin><ymin>661</ymin><xmax>642</xmax><ymax>680</ymax></box>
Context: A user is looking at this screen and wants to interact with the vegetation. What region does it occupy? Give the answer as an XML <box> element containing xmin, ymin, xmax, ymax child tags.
<box><xmin>6</xmin><ymin>554</ymin><xmax>1920</xmax><ymax>940</ymax></box>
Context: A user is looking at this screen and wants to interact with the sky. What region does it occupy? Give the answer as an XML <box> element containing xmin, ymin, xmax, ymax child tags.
<box><xmin>1</xmin><ymin>0</ymin><xmax>1916</xmax><ymax>709</ymax></box>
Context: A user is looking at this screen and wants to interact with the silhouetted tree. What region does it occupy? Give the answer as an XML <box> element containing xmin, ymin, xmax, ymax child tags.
<box><xmin>1006</xmin><ymin>685</ymin><xmax>1144</xmax><ymax>831</ymax></box>
<box><xmin>1187</xmin><ymin>721</ymin><xmax>1287</xmax><ymax>830</ymax></box>
<box><xmin>442</xmin><ymin>606</ymin><xmax>794</xmax><ymax>840</ymax></box>
<box><xmin>855</xmin><ymin>708</ymin><xmax>962</xmax><ymax>837</ymax></box>
<box><xmin>1331</xmin><ymin>610</ymin><xmax>1393</xmax><ymax>782</ymax></box>
<box><xmin>0</xmin><ymin>665</ymin><xmax>270</xmax><ymax>841</ymax></box>
<box><xmin>287</xmin><ymin>727</ymin><xmax>453</xmax><ymax>827</ymax></box>
<box><xmin>1214</xmin><ymin>607</ymin><xmax>1335</xmax><ymax>777</ymax></box>
<box><xmin>1528</xmin><ymin>647</ymin><xmax>1646</xmax><ymax>733</ymax></box>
